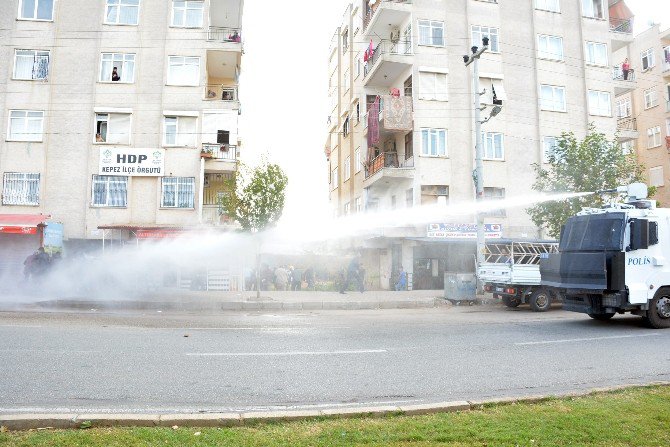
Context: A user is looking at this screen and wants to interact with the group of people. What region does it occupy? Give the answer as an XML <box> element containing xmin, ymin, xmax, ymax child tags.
<box><xmin>23</xmin><ymin>247</ymin><xmax>59</xmax><ymax>280</ymax></box>
<box><xmin>249</xmin><ymin>265</ymin><xmax>315</xmax><ymax>291</ymax></box>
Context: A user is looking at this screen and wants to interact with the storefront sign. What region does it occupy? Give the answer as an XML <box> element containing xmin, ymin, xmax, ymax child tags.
<box><xmin>427</xmin><ymin>223</ymin><xmax>502</xmax><ymax>239</ymax></box>
<box><xmin>99</xmin><ymin>148</ymin><xmax>165</xmax><ymax>176</ymax></box>
<box><xmin>135</xmin><ymin>229</ymin><xmax>186</xmax><ymax>239</ymax></box>
<box><xmin>0</xmin><ymin>226</ymin><xmax>38</xmax><ymax>235</ymax></box>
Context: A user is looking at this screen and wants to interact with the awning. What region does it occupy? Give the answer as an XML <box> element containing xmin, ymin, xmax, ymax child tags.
<box><xmin>98</xmin><ymin>224</ymin><xmax>217</xmax><ymax>239</ymax></box>
<box><xmin>0</xmin><ymin>214</ymin><xmax>50</xmax><ymax>235</ymax></box>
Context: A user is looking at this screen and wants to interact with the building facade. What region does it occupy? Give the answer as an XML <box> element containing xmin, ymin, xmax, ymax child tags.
<box><xmin>326</xmin><ymin>0</ymin><xmax>629</xmax><ymax>290</ymax></box>
<box><xmin>0</xmin><ymin>0</ymin><xmax>244</xmax><ymax>281</ymax></box>
<box><xmin>613</xmin><ymin>24</ymin><xmax>670</xmax><ymax>205</ymax></box>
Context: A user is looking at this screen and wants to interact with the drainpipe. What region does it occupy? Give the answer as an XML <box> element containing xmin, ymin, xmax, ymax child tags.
<box><xmin>198</xmin><ymin>157</ymin><xmax>205</xmax><ymax>224</ymax></box>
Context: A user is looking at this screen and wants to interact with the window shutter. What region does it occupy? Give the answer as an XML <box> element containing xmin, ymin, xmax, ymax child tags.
<box><xmin>419</xmin><ymin>72</ymin><xmax>433</xmax><ymax>100</ymax></box>
<box><xmin>435</xmin><ymin>74</ymin><xmax>447</xmax><ymax>101</ymax></box>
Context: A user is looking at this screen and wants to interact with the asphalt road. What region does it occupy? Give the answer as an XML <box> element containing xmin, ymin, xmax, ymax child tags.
<box><xmin>1</xmin><ymin>306</ymin><xmax>669</xmax><ymax>414</ymax></box>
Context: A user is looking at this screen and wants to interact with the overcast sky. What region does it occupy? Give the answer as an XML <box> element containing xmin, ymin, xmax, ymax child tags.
<box><xmin>238</xmin><ymin>0</ymin><xmax>669</xmax><ymax>223</ymax></box>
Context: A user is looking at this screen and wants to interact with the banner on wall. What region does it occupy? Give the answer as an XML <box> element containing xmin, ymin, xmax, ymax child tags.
<box><xmin>427</xmin><ymin>223</ymin><xmax>502</xmax><ymax>239</ymax></box>
<box><xmin>99</xmin><ymin>148</ymin><xmax>165</xmax><ymax>176</ymax></box>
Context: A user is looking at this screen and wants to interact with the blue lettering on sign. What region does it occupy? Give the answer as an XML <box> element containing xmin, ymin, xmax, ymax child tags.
<box><xmin>628</xmin><ymin>257</ymin><xmax>651</xmax><ymax>266</ymax></box>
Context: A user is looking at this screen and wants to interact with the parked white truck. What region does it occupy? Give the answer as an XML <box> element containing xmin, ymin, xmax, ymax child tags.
<box><xmin>478</xmin><ymin>240</ymin><xmax>559</xmax><ymax>312</ymax></box>
<box><xmin>541</xmin><ymin>183</ymin><xmax>670</xmax><ymax>329</ymax></box>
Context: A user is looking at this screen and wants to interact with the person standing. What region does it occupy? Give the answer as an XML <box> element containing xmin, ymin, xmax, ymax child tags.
<box><xmin>340</xmin><ymin>256</ymin><xmax>364</xmax><ymax>294</ymax></box>
<box><xmin>111</xmin><ymin>67</ymin><xmax>121</xmax><ymax>82</ymax></box>
<box><xmin>304</xmin><ymin>267</ymin><xmax>315</xmax><ymax>290</ymax></box>
<box><xmin>395</xmin><ymin>266</ymin><xmax>407</xmax><ymax>291</ymax></box>
<box><xmin>622</xmin><ymin>58</ymin><xmax>630</xmax><ymax>80</ymax></box>
<box><xmin>274</xmin><ymin>266</ymin><xmax>289</xmax><ymax>291</ymax></box>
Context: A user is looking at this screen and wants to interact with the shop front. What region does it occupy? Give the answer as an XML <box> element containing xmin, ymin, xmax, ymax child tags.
<box><xmin>0</xmin><ymin>214</ymin><xmax>52</xmax><ymax>279</ymax></box>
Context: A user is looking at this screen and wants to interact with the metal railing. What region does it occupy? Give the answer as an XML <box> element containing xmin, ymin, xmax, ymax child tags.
<box><xmin>617</xmin><ymin>117</ymin><xmax>637</xmax><ymax>132</ymax></box>
<box><xmin>365</xmin><ymin>153</ymin><xmax>414</xmax><ymax>178</ymax></box>
<box><xmin>363</xmin><ymin>0</ymin><xmax>412</xmax><ymax>30</ymax></box>
<box><xmin>612</xmin><ymin>66</ymin><xmax>636</xmax><ymax>81</ymax></box>
<box><xmin>363</xmin><ymin>39</ymin><xmax>412</xmax><ymax>77</ymax></box>
<box><xmin>609</xmin><ymin>17</ymin><xmax>633</xmax><ymax>34</ymax></box>
<box><xmin>202</xmin><ymin>144</ymin><xmax>237</xmax><ymax>161</ymax></box>
<box><xmin>207</xmin><ymin>26</ymin><xmax>242</xmax><ymax>43</ymax></box>
<box><xmin>204</xmin><ymin>85</ymin><xmax>238</xmax><ymax>101</ymax></box>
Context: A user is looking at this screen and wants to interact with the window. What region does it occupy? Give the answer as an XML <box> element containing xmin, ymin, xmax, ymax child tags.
<box><xmin>585</xmin><ymin>41</ymin><xmax>608</xmax><ymax>66</ymax></box>
<box><xmin>647</xmin><ymin>126</ymin><xmax>662</xmax><ymax>148</ymax></box>
<box><xmin>582</xmin><ymin>0</ymin><xmax>604</xmax><ymax>18</ymax></box>
<box><xmin>621</xmin><ymin>140</ymin><xmax>634</xmax><ymax>155</ymax></box>
<box><xmin>418</xmin><ymin>20</ymin><xmax>444</xmax><ymax>46</ymax></box>
<box><xmin>332</xmin><ymin>167</ymin><xmax>339</xmax><ymax>189</ymax></box>
<box><xmin>481</xmin><ymin>78</ymin><xmax>508</xmax><ymax>105</ymax></box>
<box><xmin>355</xmin><ymin>148</ymin><xmax>362</xmax><ymax>173</ymax></box>
<box><xmin>419</xmin><ymin>72</ymin><xmax>448</xmax><ymax>101</ymax></box>
<box><xmin>536</xmin><ymin>0</ymin><xmax>560</xmax><ymax>12</ymax></box>
<box><xmin>616</xmin><ymin>98</ymin><xmax>631</xmax><ymax>118</ymax></box>
<box><xmin>105</xmin><ymin>0</ymin><xmax>140</xmax><ymax>25</ymax></box>
<box><xmin>405</xmin><ymin>131</ymin><xmax>413</xmax><ymax>159</ymax></box>
<box><xmin>95</xmin><ymin>113</ymin><xmax>131</xmax><ymax>144</ymax></box>
<box><xmin>540</xmin><ymin>85</ymin><xmax>566</xmax><ymax>112</ymax></box>
<box><xmin>171</xmin><ymin>0</ymin><xmax>203</xmax><ymax>28</ymax></box>
<box><xmin>537</xmin><ymin>35</ymin><xmax>563</xmax><ymax>60</ymax></box>
<box><xmin>420</xmin><ymin>128</ymin><xmax>447</xmax><ymax>156</ymax></box>
<box><xmin>161</xmin><ymin>177</ymin><xmax>195</xmax><ymax>208</ymax></box>
<box><xmin>344</xmin><ymin>202</ymin><xmax>350</xmax><ymax>215</ymax></box>
<box><xmin>472</xmin><ymin>26</ymin><xmax>499</xmax><ymax>53</ymax></box>
<box><xmin>2</xmin><ymin>173</ymin><xmax>40</xmax><ymax>206</ymax></box>
<box><xmin>355</xmin><ymin>54</ymin><xmax>361</xmax><ymax>79</ymax></box>
<box><xmin>164</xmin><ymin>116</ymin><xmax>197</xmax><ymax>147</ymax></box>
<box><xmin>641</xmin><ymin>48</ymin><xmax>655</xmax><ymax>71</ymax></box>
<box><xmin>543</xmin><ymin>136</ymin><xmax>558</xmax><ymax>162</ymax></box>
<box><xmin>92</xmin><ymin>175</ymin><xmax>128</xmax><ymax>207</ymax></box>
<box><xmin>406</xmin><ymin>188</ymin><xmax>413</xmax><ymax>207</ymax></box>
<box><xmin>644</xmin><ymin>88</ymin><xmax>658</xmax><ymax>109</ymax></box>
<box><xmin>344</xmin><ymin>156</ymin><xmax>351</xmax><ymax>181</ymax></box>
<box><xmin>484</xmin><ymin>187</ymin><xmax>506</xmax><ymax>217</ymax></box>
<box><xmin>588</xmin><ymin>90</ymin><xmax>611</xmax><ymax>116</ymax></box>
<box><xmin>355</xmin><ymin>197</ymin><xmax>362</xmax><ymax>213</ymax></box>
<box><xmin>421</xmin><ymin>185</ymin><xmax>449</xmax><ymax>205</ymax></box>
<box><xmin>649</xmin><ymin>166</ymin><xmax>664</xmax><ymax>187</ymax></box>
<box><xmin>404</xmin><ymin>76</ymin><xmax>413</xmax><ymax>97</ymax></box>
<box><xmin>344</xmin><ymin>68</ymin><xmax>350</xmax><ymax>92</ymax></box>
<box><xmin>167</xmin><ymin>56</ymin><xmax>200</xmax><ymax>86</ymax></box>
<box><xmin>482</xmin><ymin>132</ymin><xmax>504</xmax><ymax>160</ymax></box>
<box><xmin>342</xmin><ymin>29</ymin><xmax>349</xmax><ymax>53</ymax></box>
<box><xmin>8</xmin><ymin>110</ymin><xmax>44</xmax><ymax>142</ymax></box>
<box><xmin>13</xmin><ymin>50</ymin><xmax>49</xmax><ymax>80</ymax></box>
<box><xmin>18</xmin><ymin>0</ymin><xmax>53</xmax><ymax>20</ymax></box>
<box><xmin>343</xmin><ymin>117</ymin><xmax>350</xmax><ymax>138</ymax></box>
<box><xmin>100</xmin><ymin>53</ymin><xmax>135</xmax><ymax>83</ymax></box>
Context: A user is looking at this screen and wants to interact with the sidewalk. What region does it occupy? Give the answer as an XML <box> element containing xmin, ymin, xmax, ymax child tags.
<box><xmin>2</xmin><ymin>289</ymin><xmax>447</xmax><ymax>313</ymax></box>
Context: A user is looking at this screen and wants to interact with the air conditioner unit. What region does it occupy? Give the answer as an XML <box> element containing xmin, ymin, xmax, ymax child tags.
<box><xmin>390</xmin><ymin>28</ymin><xmax>400</xmax><ymax>42</ymax></box>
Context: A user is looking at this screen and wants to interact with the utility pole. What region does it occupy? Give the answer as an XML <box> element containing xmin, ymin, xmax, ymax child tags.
<box><xmin>464</xmin><ymin>38</ymin><xmax>489</xmax><ymax>286</ymax></box>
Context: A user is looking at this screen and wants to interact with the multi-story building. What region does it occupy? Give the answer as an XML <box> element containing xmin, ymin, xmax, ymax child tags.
<box><xmin>613</xmin><ymin>23</ymin><xmax>670</xmax><ymax>205</ymax></box>
<box><xmin>326</xmin><ymin>0</ymin><xmax>630</xmax><ymax>290</ymax></box>
<box><xmin>0</xmin><ymin>0</ymin><xmax>244</xmax><ymax>284</ymax></box>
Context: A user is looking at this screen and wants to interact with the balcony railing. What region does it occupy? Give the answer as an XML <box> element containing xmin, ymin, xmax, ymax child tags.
<box><xmin>610</xmin><ymin>17</ymin><xmax>633</xmax><ymax>34</ymax></box>
<box><xmin>363</xmin><ymin>0</ymin><xmax>412</xmax><ymax>31</ymax></box>
<box><xmin>207</xmin><ymin>26</ymin><xmax>242</xmax><ymax>43</ymax></box>
<box><xmin>617</xmin><ymin>117</ymin><xmax>637</xmax><ymax>132</ymax></box>
<box><xmin>205</xmin><ymin>85</ymin><xmax>238</xmax><ymax>101</ymax></box>
<box><xmin>365</xmin><ymin>152</ymin><xmax>414</xmax><ymax>178</ymax></box>
<box><xmin>612</xmin><ymin>66</ymin><xmax>636</xmax><ymax>81</ymax></box>
<box><xmin>364</xmin><ymin>39</ymin><xmax>412</xmax><ymax>77</ymax></box>
<box><xmin>202</xmin><ymin>144</ymin><xmax>237</xmax><ymax>161</ymax></box>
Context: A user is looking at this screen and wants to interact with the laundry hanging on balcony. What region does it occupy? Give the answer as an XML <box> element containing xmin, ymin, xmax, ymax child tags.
<box><xmin>382</xmin><ymin>95</ymin><xmax>413</xmax><ymax>132</ymax></box>
<box><xmin>364</xmin><ymin>39</ymin><xmax>375</xmax><ymax>62</ymax></box>
<box><xmin>367</xmin><ymin>96</ymin><xmax>380</xmax><ymax>147</ymax></box>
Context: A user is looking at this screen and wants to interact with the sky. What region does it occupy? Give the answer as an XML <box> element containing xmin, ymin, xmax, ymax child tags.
<box><xmin>238</xmin><ymin>0</ymin><xmax>669</xmax><ymax>223</ymax></box>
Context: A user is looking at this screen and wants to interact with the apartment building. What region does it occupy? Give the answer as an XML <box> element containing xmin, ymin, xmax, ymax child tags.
<box><xmin>0</xmin><ymin>0</ymin><xmax>244</xmax><ymax>285</ymax></box>
<box><xmin>613</xmin><ymin>23</ymin><xmax>670</xmax><ymax>205</ymax></box>
<box><xmin>326</xmin><ymin>0</ymin><xmax>628</xmax><ymax>290</ymax></box>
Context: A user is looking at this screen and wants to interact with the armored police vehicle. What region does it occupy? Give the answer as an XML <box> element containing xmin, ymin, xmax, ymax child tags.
<box><xmin>540</xmin><ymin>183</ymin><xmax>670</xmax><ymax>329</ymax></box>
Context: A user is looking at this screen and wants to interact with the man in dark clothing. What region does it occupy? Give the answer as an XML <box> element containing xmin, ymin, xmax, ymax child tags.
<box><xmin>340</xmin><ymin>256</ymin><xmax>364</xmax><ymax>294</ymax></box>
<box><xmin>112</xmin><ymin>67</ymin><xmax>120</xmax><ymax>81</ymax></box>
<box><xmin>304</xmin><ymin>267</ymin><xmax>315</xmax><ymax>290</ymax></box>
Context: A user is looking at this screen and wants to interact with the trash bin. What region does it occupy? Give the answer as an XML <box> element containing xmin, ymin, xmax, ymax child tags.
<box><xmin>444</xmin><ymin>272</ymin><xmax>477</xmax><ymax>305</ymax></box>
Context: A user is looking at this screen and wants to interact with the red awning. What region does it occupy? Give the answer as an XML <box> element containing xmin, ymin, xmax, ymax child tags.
<box><xmin>0</xmin><ymin>214</ymin><xmax>51</xmax><ymax>235</ymax></box>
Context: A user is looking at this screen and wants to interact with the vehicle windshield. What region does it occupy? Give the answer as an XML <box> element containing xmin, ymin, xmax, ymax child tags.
<box><xmin>559</xmin><ymin>213</ymin><xmax>625</xmax><ymax>252</ymax></box>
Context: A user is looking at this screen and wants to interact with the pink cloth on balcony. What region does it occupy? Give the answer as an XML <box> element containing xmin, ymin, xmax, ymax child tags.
<box><xmin>382</xmin><ymin>95</ymin><xmax>413</xmax><ymax>132</ymax></box>
<box><xmin>367</xmin><ymin>97</ymin><xmax>380</xmax><ymax>147</ymax></box>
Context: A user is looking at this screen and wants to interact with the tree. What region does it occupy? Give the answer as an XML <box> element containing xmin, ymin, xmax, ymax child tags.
<box><xmin>220</xmin><ymin>161</ymin><xmax>288</xmax><ymax>296</ymax></box>
<box><xmin>527</xmin><ymin>126</ymin><xmax>647</xmax><ymax>239</ymax></box>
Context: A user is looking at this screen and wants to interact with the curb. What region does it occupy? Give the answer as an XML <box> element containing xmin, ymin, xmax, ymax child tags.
<box><xmin>2</xmin><ymin>382</ymin><xmax>668</xmax><ymax>431</ymax></box>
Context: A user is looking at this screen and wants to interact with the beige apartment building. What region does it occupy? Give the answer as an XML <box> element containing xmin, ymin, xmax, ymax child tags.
<box><xmin>0</xmin><ymin>0</ymin><xmax>244</xmax><ymax>285</ymax></box>
<box><xmin>613</xmin><ymin>24</ymin><xmax>670</xmax><ymax>205</ymax></box>
<box><xmin>326</xmin><ymin>0</ymin><xmax>630</xmax><ymax>290</ymax></box>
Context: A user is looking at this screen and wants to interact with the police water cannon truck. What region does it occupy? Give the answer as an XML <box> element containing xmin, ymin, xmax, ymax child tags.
<box><xmin>540</xmin><ymin>183</ymin><xmax>670</xmax><ymax>328</ymax></box>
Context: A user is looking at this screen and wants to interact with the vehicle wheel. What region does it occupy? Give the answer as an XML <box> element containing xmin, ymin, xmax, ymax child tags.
<box><xmin>588</xmin><ymin>313</ymin><xmax>615</xmax><ymax>321</ymax></box>
<box><xmin>529</xmin><ymin>289</ymin><xmax>552</xmax><ymax>312</ymax></box>
<box><xmin>644</xmin><ymin>292</ymin><xmax>670</xmax><ymax>329</ymax></box>
<box><xmin>502</xmin><ymin>296</ymin><xmax>521</xmax><ymax>308</ymax></box>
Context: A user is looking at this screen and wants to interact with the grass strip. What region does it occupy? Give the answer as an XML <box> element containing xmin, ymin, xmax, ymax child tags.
<box><xmin>1</xmin><ymin>385</ymin><xmax>670</xmax><ymax>446</ymax></box>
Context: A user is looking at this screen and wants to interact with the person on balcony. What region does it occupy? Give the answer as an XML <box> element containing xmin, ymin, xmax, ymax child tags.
<box><xmin>228</xmin><ymin>31</ymin><xmax>241</xmax><ymax>43</ymax></box>
<box><xmin>112</xmin><ymin>67</ymin><xmax>120</xmax><ymax>82</ymax></box>
<box><xmin>622</xmin><ymin>58</ymin><xmax>630</xmax><ymax>80</ymax></box>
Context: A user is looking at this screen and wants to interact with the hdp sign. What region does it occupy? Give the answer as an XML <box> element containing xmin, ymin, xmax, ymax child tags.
<box><xmin>99</xmin><ymin>148</ymin><xmax>165</xmax><ymax>176</ymax></box>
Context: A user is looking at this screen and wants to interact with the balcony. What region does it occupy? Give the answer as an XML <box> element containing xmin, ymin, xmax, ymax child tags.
<box><xmin>363</xmin><ymin>0</ymin><xmax>412</xmax><ymax>37</ymax></box>
<box><xmin>363</xmin><ymin>39</ymin><xmax>413</xmax><ymax>87</ymax></box>
<box><xmin>617</xmin><ymin>117</ymin><xmax>639</xmax><ymax>142</ymax></box>
<box><xmin>207</xmin><ymin>26</ymin><xmax>242</xmax><ymax>45</ymax></box>
<box><xmin>205</xmin><ymin>85</ymin><xmax>238</xmax><ymax>102</ymax></box>
<box><xmin>364</xmin><ymin>96</ymin><xmax>414</xmax><ymax>138</ymax></box>
<box><xmin>363</xmin><ymin>152</ymin><xmax>414</xmax><ymax>191</ymax></box>
<box><xmin>609</xmin><ymin>17</ymin><xmax>634</xmax><ymax>51</ymax></box>
<box><xmin>612</xmin><ymin>66</ymin><xmax>636</xmax><ymax>96</ymax></box>
<box><xmin>202</xmin><ymin>144</ymin><xmax>238</xmax><ymax>172</ymax></box>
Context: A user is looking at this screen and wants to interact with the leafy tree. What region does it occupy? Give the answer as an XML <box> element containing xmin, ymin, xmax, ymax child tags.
<box><xmin>221</xmin><ymin>161</ymin><xmax>288</xmax><ymax>233</ymax></box>
<box><xmin>527</xmin><ymin>126</ymin><xmax>647</xmax><ymax>239</ymax></box>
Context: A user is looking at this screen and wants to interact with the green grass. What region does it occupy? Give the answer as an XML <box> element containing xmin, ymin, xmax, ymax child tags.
<box><xmin>2</xmin><ymin>386</ymin><xmax>670</xmax><ymax>446</ymax></box>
